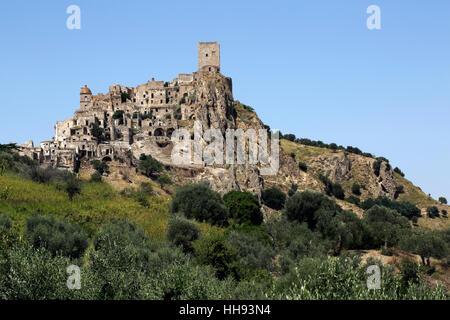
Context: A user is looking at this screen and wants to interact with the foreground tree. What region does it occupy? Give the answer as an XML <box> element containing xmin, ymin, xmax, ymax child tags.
<box><xmin>166</xmin><ymin>215</ymin><xmax>201</xmax><ymax>253</ymax></box>
<box><xmin>171</xmin><ymin>182</ymin><xmax>229</xmax><ymax>227</ymax></box>
<box><xmin>261</xmin><ymin>187</ymin><xmax>286</xmax><ymax>210</ymax></box>
<box><xmin>65</xmin><ymin>176</ymin><xmax>82</xmax><ymax>201</ymax></box>
<box><xmin>400</xmin><ymin>231</ymin><xmax>448</xmax><ymax>266</ymax></box>
<box><xmin>363</xmin><ymin>205</ymin><xmax>410</xmax><ymax>249</ymax></box>
<box><xmin>139</xmin><ymin>154</ymin><xmax>163</xmax><ymax>178</ymax></box>
<box><xmin>223</xmin><ymin>190</ymin><xmax>263</xmax><ymax>226</ymax></box>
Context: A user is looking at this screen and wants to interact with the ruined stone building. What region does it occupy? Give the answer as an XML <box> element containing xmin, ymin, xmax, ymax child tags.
<box><xmin>20</xmin><ymin>42</ymin><xmax>235</xmax><ymax>172</ymax></box>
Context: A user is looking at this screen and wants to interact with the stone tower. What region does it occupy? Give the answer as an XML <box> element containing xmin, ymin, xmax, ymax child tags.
<box><xmin>80</xmin><ymin>85</ymin><xmax>92</xmax><ymax>109</ymax></box>
<box><xmin>198</xmin><ymin>42</ymin><xmax>220</xmax><ymax>72</ymax></box>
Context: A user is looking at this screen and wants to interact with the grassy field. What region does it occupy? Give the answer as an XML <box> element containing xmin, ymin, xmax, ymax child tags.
<box><xmin>280</xmin><ymin>139</ymin><xmax>339</xmax><ymax>161</ymax></box>
<box><xmin>0</xmin><ymin>173</ymin><xmax>219</xmax><ymax>241</ymax></box>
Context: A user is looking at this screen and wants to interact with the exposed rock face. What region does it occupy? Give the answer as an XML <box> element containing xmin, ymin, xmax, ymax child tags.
<box><xmin>189</xmin><ymin>73</ymin><xmax>235</xmax><ymax>132</ymax></box>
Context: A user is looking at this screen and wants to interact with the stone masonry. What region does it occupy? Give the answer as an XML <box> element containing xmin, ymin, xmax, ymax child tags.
<box><xmin>20</xmin><ymin>42</ymin><xmax>232</xmax><ymax>172</ymax></box>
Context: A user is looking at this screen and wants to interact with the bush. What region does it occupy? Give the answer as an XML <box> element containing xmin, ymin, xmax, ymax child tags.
<box><xmin>166</xmin><ymin>215</ymin><xmax>201</xmax><ymax>253</ymax></box>
<box><xmin>438</xmin><ymin>197</ymin><xmax>448</xmax><ymax>205</ymax></box>
<box><xmin>284</xmin><ymin>190</ymin><xmax>341</xmax><ymax>231</ymax></box>
<box><xmin>261</xmin><ymin>187</ymin><xmax>286</xmax><ymax>210</ymax></box>
<box><xmin>288</xmin><ymin>183</ymin><xmax>298</xmax><ymax>197</ymax></box>
<box><xmin>373</xmin><ymin>159</ymin><xmax>382</xmax><ymax>176</ymax></box>
<box><xmin>363</xmin><ymin>205</ymin><xmax>411</xmax><ymax>249</ymax></box>
<box><xmin>361</xmin><ymin>197</ymin><xmax>421</xmax><ymax>221</ymax></box>
<box><xmin>346</xmin><ymin>195</ymin><xmax>360</xmax><ymax>206</ymax></box>
<box><xmin>400</xmin><ymin>231</ymin><xmax>448</xmax><ymax>266</ymax></box>
<box><xmin>89</xmin><ymin>219</ymin><xmax>186</xmax><ymax>299</ymax></box>
<box><xmin>65</xmin><ymin>175</ymin><xmax>82</xmax><ymax>201</ymax></box>
<box><xmin>140</xmin><ymin>182</ymin><xmax>153</xmax><ymax>195</ymax></box>
<box><xmin>171</xmin><ymin>182</ymin><xmax>229</xmax><ymax>227</ymax></box>
<box><xmin>91</xmin><ymin>160</ymin><xmax>109</xmax><ymax>175</ymax></box>
<box><xmin>90</xmin><ymin>123</ymin><xmax>105</xmax><ymax>141</ymax></box>
<box><xmin>298</xmin><ymin>162</ymin><xmax>308</xmax><ymax>172</ymax></box>
<box><xmin>352</xmin><ymin>183</ymin><xmax>361</xmax><ymax>196</ymax></box>
<box><xmin>139</xmin><ymin>154</ymin><xmax>163</xmax><ymax>178</ymax></box>
<box><xmin>0</xmin><ymin>245</ymin><xmax>74</xmax><ymax>299</ymax></box>
<box><xmin>442</xmin><ymin>210</ymin><xmax>448</xmax><ymax>217</ymax></box>
<box><xmin>223</xmin><ymin>190</ymin><xmax>263</xmax><ymax>226</ymax></box>
<box><xmin>283</xmin><ymin>134</ymin><xmax>296</xmax><ymax>142</ymax></box>
<box><xmin>29</xmin><ymin>166</ymin><xmax>72</xmax><ymax>184</ymax></box>
<box><xmin>318</xmin><ymin>174</ymin><xmax>345</xmax><ymax>200</ymax></box>
<box><xmin>156</xmin><ymin>174</ymin><xmax>172</xmax><ymax>187</ymax></box>
<box><xmin>394</xmin><ymin>167</ymin><xmax>405</xmax><ymax>177</ymax></box>
<box><xmin>395</xmin><ymin>185</ymin><xmax>405</xmax><ymax>198</ymax></box>
<box><xmin>227</xmin><ymin>231</ymin><xmax>274</xmax><ymax>272</ymax></box>
<box><xmin>89</xmin><ymin>172</ymin><xmax>102</xmax><ymax>182</ymax></box>
<box><xmin>25</xmin><ymin>213</ymin><xmax>89</xmax><ymax>259</ymax></box>
<box><xmin>399</xmin><ymin>259</ymin><xmax>420</xmax><ymax>285</ymax></box>
<box><xmin>112</xmin><ymin>110</ymin><xmax>125</xmax><ymax>120</ymax></box>
<box><xmin>120</xmin><ymin>92</ymin><xmax>130</xmax><ymax>103</ymax></box>
<box><xmin>193</xmin><ymin>232</ymin><xmax>240</xmax><ymax>280</ymax></box>
<box><xmin>426</xmin><ymin>206</ymin><xmax>440</xmax><ymax>219</ymax></box>
<box><xmin>0</xmin><ymin>213</ymin><xmax>11</xmax><ymax>237</ymax></box>
<box><xmin>270</xmin><ymin>255</ymin><xmax>447</xmax><ymax>300</ymax></box>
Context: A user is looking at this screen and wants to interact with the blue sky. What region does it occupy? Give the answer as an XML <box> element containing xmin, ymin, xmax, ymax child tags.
<box><xmin>0</xmin><ymin>0</ymin><xmax>449</xmax><ymax>199</ymax></box>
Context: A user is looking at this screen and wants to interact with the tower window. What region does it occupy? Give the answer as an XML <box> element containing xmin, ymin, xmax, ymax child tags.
<box><xmin>206</xmin><ymin>54</ymin><xmax>208</xmax><ymax>57</ymax></box>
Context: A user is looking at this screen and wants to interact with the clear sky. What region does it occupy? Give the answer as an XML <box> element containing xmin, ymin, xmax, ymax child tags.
<box><xmin>0</xmin><ymin>0</ymin><xmax>449</xmax><ymax>199</ymax></box>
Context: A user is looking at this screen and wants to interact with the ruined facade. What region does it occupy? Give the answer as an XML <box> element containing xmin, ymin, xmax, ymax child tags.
<box><xmin>20</xmin><ymin>42</ymin><xmax>232</xmax><ymax>172</ymax></box>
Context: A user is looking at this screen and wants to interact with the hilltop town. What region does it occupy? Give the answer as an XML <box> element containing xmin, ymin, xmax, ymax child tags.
<box><xmin>17</xmin><ymin>42</ymin><xmax>450</xmax><ymax>219</ymax></box>
<box><xmin>20</xmin><ymin>42</ymin><xmax>234</xmax><ymax>173</ymax></box>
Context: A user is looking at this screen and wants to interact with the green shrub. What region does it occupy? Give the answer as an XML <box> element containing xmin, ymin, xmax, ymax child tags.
<box><xmin>89</xmin><ymin>219</ymin><xmax>186</xmax><ymax>299</ymax></box>
<box><xmin>426</xmin><ymin>206</ymin><xmax>440</xmax><ymax>219</ymax></box>
<box><xmin>120</xmin><ymin>92</ymin><xmax>130</xmax><ymax>103</ymax></box>
<box><xmin>284</xmin><ymin>190</ymin><xmax>341</xmax><ymax>231</ymax></box>
<box><xmin>193</xmin><ymin>232</ymin><xmax>240</xmax><ymax>280</ymax></box>
<box><xmin>223</xmin><ymin>190</ymin><xmax>262</xmax><ymax>226</ymax></box>
<box><xmin>112</xmin><ymin>110</ymin><xmax>125</xmax><ymax>120</ymax></box>
<box><xmin>373</xmin><ymin>159</ymin><xmax>382</xmax><ymax>176</ymax></box>
<box><xmin>29</xmin><ymin>166</ymin><xmax>72</xmax><ymax>184</ymax></box>
<box><xmin>288</xmin><ymin>183</ymin><xmax>298</xmax><ymax>197</ymax></box>
<box><xmin>399</xmin><ymin>231</ymin><xmax>448</xmax><ymax>266</ymax></box>
<box><xmin>346</xmin><ymin>195</ymin><xmax>360</xmax><ymax>206</ymax></box>
<box><xmin>394</xmin><ymin>167</ymin><xmax>405</xmax><ymax>177</ymax></box>
<box><xmin>318</xmin><ymin>174</ymin><xmax>345</xmax><ymax>200</ymax></box>
<box><xmin>65</xmin><ymin>175</ymin><xmax>82</xmax><ymax>201</ymax></box>
<box><xmin>395</xmin><ymin>185</ymin><xmax>405</xmax><ymax>198</ymax></box>
<box><xmin>171</xmin><ymin>182</ymin><xmax>229</xmax><ymax>227</ymax></box>
<box><xmin>90</xmin><ymin>123</ymin><xmax>105</xmax><ymax>141</ymax></box>
<box><xmin>25</xmin><ymin>213</ymin><xmax>88</xmax><ymax>259</ymax></box>
<box><xmin>0</xmin><ymin>213</ymin><xmax>11</xmax><ymax>237</ymax></box>
<box><xmin>352</xmin><ymin>183</ymin><xmax>361</xmax><ymax>196</ymax></box>
<box><xmin>361</xmin><ymin>197</ymin><xmax>421</xmax><ymax>221</ymax></box>
<box><xmin>227</xmin><ymin>231</ymin><xmax>274</xmax><ymax>271</ymax></box>
<box><xmin>298</xmin><ymin>162</ymin><xmax>308</xmax><ymax>172</ymax></box>
<box><xmin>438</xmin><ymin>197</ymin><xmax>447</xmax><ymax>205</ymax></box>
<box><xmin>89</xmin><ymin>172</ymin><xmax>102</xmax><ymax>182</ymax></box>
<box><xmin>91</xmin><ymin>160</ymin><xmax>109</xmax><ymax>175</ymax></box>
<box><xmin>166</xmin><ymin>215</ymin><xmax>201</xmax><ymax>253</ymax></box>
<box><xmin>139</xmin><ymin>154</ymin><xmax>163</xmax><ymax>178</ymax></box>
<box><xmin>156</xmin><ymin>174</ymin><xmax>172</xmax><ymax>187</ymax></box>
<box><xmin>261</xmin><ymin>187</ymin><xmax>286</xmax><ymax>210</ymax></box>
<box><xmin>363</xmin><ymin>205</ymin><xmax>411</xmax><ymax>249</ymax></box>
<box><xmin>270</xmin><ymin>255</ymin><xmax>447</xmax><ymax>300</ymax></box>
<box><xmin>140</xmin><ymin>182</ymin><xmax>153</xmax><ymax>195</ymax></box>
<box><xmin>399</xmin><ymin>259</ymin><xmax>421</xmax><ymax>285</ymax></box>
<box><xmin>0</xmin><ymin>245</ymin><xmax>74</xmax><ymax>299</ymax></box>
